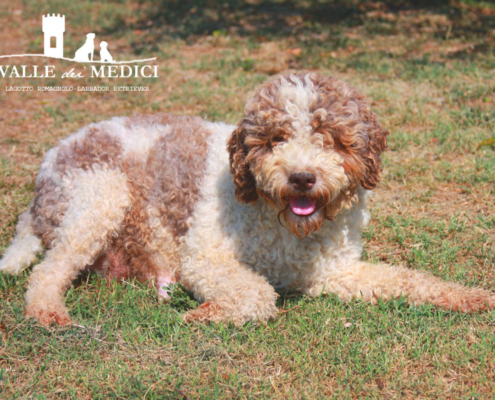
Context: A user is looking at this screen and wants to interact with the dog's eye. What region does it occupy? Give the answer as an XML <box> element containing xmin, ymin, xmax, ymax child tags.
<box><xmin>270</xmin><ymin>135</ymin><xmax>287</xmax><ymax>148</ymax></box>
<box><xmin>320</xmin><ymin>138</ymin><xmax>334</xmax><ymax>149</ymax></box>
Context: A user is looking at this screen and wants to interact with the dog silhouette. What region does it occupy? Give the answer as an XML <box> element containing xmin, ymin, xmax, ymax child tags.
<box><xmin>99</xmin><ymin>41</ymin><xmax>113</xmax><ymax>62</ymax></box>
<box><xmin>74</xmin><ymin>33</ymin><xmax>95</xmax><ymax>62</ymax></box>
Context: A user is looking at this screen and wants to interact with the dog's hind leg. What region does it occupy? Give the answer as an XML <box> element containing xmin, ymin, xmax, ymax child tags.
<box><xmin>25</xmin><ymin>167</ymin><xmax>131</xmax><ymax>326</ymax></box>
<box><xmin>145</xmin><ymin>207</ymin><xmax>180</xmax><ymax>301</ymax></box>
<box><xmin>306</xmin><ymin>261</ymin><xmax>495</xmax><ymax>312</ymax></box>
<box><xmin>0</xmin><ymin>203</ymin><xmax>43</xmax><ymax>274</ymax></box>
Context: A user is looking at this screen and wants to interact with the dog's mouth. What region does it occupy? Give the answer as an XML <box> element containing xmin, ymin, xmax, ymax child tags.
<box><xmin>289</xmin><ymin>196</ymin><xmax>316</xmax><ymax>216</ymax></box>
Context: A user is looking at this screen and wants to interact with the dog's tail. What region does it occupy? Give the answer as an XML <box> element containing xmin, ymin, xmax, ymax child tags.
<box><xmin>0</xmin><ymin>204</ymin><xmax>43</xmax><ymax>275</ymax></box>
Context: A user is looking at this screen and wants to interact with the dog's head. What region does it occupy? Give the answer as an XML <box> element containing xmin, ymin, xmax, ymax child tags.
<box><xmin>87</xmin><ymin>33</ymin><xmax>96</xmax><ymax>39</ymax></box>
<box><xmin>227</xmin><ymin>72</ymin><xmax>388</xmax><ymax>237</ymax></box>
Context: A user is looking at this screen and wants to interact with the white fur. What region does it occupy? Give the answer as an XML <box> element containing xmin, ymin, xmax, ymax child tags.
<box><xmin>278</xmin><ymin>74</ymin><xmax>319</xmax><ymax>138</ymax></box>
<box><xmin>0</xmin><ymin>206</ymin><xmax>43</xmax><ymax>274</ymax></box>
<box><xmin>182</xmin><ymin>126</ymin><xmax>367</xmax><ymax>291</ymax></box>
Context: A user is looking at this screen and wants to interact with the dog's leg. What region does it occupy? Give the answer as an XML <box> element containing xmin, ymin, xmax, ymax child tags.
<box><xmin>25</xmin><ymin>167</ymin><xmax>131</xmax><ymax>326</ymax></box>
<box><xmin>0</xmin><ymin>202</ymin><xmax>43</xmax><ymax>274</ymax></box>
<box><xmin>145</xmin><ymin>206</ymin><xmax>179</xmax><ymax>301</ymax></box>
<box><xmin>304</xmin><ymin>261</ymin><xmax>495</xmax><ymax>312</ymax></box>
<box><xmin>181</xmin><ymin>251</ymin><xmax>279</xmax><ymax>325</ymax></box>
<box><xmin>150</xmin><ymin>247</ymin><xmax>178</xmax><ymax>302</ymax></box>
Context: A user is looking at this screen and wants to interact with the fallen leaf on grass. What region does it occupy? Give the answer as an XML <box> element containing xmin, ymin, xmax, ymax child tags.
<box><xmin>477</xmin><ymin>137</ymin><xmax>495</xmax><ymax>150</ymax></box>
<box><xmin>287</xmin><ymin>48</ymin><xmax>302</xmax><ymax>56</ymax></box>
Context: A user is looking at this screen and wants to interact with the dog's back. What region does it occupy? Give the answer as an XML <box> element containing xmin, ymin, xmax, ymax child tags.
<box><xmin>37</xmin><ymin>114</ymin><xmax>213</xmax><ymax>262</ymax></box>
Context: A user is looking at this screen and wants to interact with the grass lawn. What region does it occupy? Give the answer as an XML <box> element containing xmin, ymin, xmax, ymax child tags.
<box><xmin>1</xmin><ymin>0</ymin><xmax>495</xmax><ymax>398</ymax></box>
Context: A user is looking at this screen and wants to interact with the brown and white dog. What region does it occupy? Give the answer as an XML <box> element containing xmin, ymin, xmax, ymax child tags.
<box><xmin>1</xmin><ymin>72</ymin><xmax>494</xmax><ymax>326</ymax></box>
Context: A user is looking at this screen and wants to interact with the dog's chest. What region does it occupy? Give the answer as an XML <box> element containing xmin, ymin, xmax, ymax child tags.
<box><xmin>223</xmin><ymin>201</ymin><xmax>358</xmax><ymax>289</ymax></box>
<box><xmin>185</xmin><ymin>128</ymin><xmax>368</xmax><ymax>289</ymax></box>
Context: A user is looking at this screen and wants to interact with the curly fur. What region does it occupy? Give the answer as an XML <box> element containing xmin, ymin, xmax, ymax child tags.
<box><xmin>228</xmin><ymin>73</ymin><xmax>388</xmax><ymax>236</ymax></box>
<box><xmin>1</xmin><ymin>72</ymin><xmax>494</xmax><ymax>326</ymax></box>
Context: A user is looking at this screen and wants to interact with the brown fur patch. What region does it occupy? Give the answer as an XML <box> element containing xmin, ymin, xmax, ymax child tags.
<box><xmin>32</xmin><ymin>126</ymin><xmax>125</xmax><ymax>248</ymax></box>
<box><xmin>101</xmin><ymin>156</ymin><xmax>156</xmax><ymax>283</ymax></box>
<box><xmin>307</xmin><ymin>73</ymin><xmax>388</xmax><ymax>190</ymax></box>
<box><xmin>435</xmin><ymin>289</ymin><xmax>495</xmax><ymax>313</ymax></box>
<box><xmin>55</xmin><ymin>127</ymin><xmax>124</xmax><ymax>172</ymax></box>
<box><xmin>31</xmin><ymin>177</ymin><xmax>69</xmax><ymax>247</ymax></box>
<box><xmin>144</xmin><ymin>115</ymin><xmax>212</xmax><ymax>239</ymax></box>
<box><xmin>89</xmin><ymin>249</ymin><xmax>131</xmax><ymax>281</ymax></box>
<box><xmin>25</xmin><ymin>307</ymin><xmax>71</xmax><ymax>326</ymax></box>
<box><xmin>183</xmin><ymin>301</ymin><xmax>222</xmax><ymax>323</ymax></box>
<box><xmin>227</xmin><ymin>80</ymin><xmax>294</xmax><ymax>204</ymax></box>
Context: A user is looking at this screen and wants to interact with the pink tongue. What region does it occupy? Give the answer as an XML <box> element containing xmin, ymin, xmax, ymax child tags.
<box><xmin>290</xmin><ymin>197</ymin><xmax>316</xmax><ymax>216</ymax></box>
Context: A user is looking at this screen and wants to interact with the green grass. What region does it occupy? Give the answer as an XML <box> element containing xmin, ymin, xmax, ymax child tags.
<box><xmin>1</xmin><ymin>0</ymin><xmax>495</xmax><ymax>398</ymax></box>
<box><xmin>2</xmin><ymin>274</ymin><xmax>495</xmax><ymax>399</ymax></box>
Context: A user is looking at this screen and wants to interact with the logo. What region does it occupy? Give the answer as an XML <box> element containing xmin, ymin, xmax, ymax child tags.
<box><xmin>0</xmin><ymin>13</ymin><xmax>158</xmax><ymax>83</ymax></box>
<box><xmin>2</xmin><ymin>13</ymin><xmax>156</xmax><ymax>64</ymax></box>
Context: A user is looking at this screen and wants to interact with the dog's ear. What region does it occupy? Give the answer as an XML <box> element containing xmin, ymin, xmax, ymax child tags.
<box><xmin>227</xmin><ymin>124</ymin><xmax>259</xmax><ymax>203</ymax></box>
<box><xmin>360</xmin><ymin>112</ymin><xmax>389</xmax><ymax>190</ymax></box>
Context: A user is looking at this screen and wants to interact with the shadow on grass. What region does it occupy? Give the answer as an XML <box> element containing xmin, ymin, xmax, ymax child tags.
<box><xmin>105</xmin><ymin>0</ymin><xmax>494</xmax><ymax>47</ymax></box>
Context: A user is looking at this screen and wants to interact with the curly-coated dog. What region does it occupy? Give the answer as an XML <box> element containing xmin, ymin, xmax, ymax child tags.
<box><xmin>1</xmin><ymin>72</ymin><xmax>494</xmax><ymax>326</ymax></box>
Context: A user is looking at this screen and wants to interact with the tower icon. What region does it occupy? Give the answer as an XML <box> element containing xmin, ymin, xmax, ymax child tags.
<box><xmin>42</xmin><ymin>14</ymin><xmax>65</xmax><ymax>58</ymax></box>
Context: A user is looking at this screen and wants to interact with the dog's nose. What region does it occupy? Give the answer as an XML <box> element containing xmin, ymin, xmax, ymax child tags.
<box><xmin>289</xmin><ymin>172</ymin><xmax>316</xmax><ymax>192</ymax></box>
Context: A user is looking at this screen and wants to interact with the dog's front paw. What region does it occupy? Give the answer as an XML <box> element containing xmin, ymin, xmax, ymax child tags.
<box><xmin>25</xmin><ymin>303</ymin><xmax>71</xmax><ymax>326</ymax></box>
<box><xmin>435</xmin><ymin>290</ymin><xmax>495</xmax><ymax>313</ymax></box>
<box><xmin>183</xmin><ymin>301</ymin><xmax>223</xmax><ymax>323</ymax></box>
<box><xmin>183</xmin><ymin>294</ymin><xmax>279</xmax><ymax>326</ymax></box>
